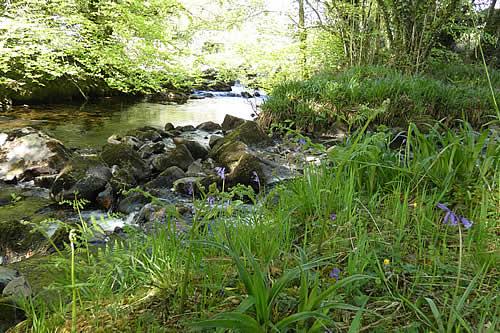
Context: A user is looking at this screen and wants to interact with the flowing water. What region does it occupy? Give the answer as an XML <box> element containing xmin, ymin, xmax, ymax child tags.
<box><xmin>0</xmin><ymin>95</ymin><xmax>258</xmax><ymax>148</ymax></box>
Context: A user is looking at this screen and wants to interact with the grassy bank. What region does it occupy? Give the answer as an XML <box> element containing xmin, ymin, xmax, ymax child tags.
<box><xmin>8</xmin><ymin>122</ymin><xmax>499</xmax><ymax>332</ymax></box>
<box><xmin>260</xmin><ymin>65</ymin><xmax>500</xmax><ymax>132</ymax></box>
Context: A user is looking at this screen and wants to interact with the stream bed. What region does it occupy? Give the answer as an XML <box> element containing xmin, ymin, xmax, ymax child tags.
<box><xmin>0</xmin><ymin>96</ymin><xmax>257</xmax><ymax>149</ymax></box>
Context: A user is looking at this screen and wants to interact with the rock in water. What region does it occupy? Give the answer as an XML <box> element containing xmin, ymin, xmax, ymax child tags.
<box><xmin>225</xmin><ymin>121</ymin><xmax>270</xmax><ymax>146</ymax></box>
<box><xmin>183</xmin><ymin>140</ymin><xmax>209</xmax><ymax>160</ymax></box>
<box><xmin>0</xmin><ymin>128</ymin><xmax>71</xmax><ymax>182</ymax></box>
<box><xmin>152</xmin><ymin>144</ymin><xmax>194</xmax><ymax>172</ymax></box>
<box><xmin>117</xmin><ymin>192</ymin><xmax>151</xmax><ymax>214</ymax></box>
<box><xmin>145</xmin><ymin>166</ymin><xmax>186</xmax><ymax>191</ymax></box>
<box><xmin>100</xmin><ymin>143</ymin><xmax>150</xmax><ymax>181</ymax></box>
<box><xmin>221</xmin><ymin>114</ymin><xmax>246</xmax><ymax>131</ymax></box>
<box><xmin>197</xmin><ymin>121</ymin><xmax>222</xmax><ymax>132</ymax></box>
<box><xmin>50</xmin><ymin>161</ymin><xmax>112</xmax><ymax>202</ymax></box>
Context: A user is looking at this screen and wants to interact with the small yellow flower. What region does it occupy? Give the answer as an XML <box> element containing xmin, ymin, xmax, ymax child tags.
<box><xmin>383</xmin><ymin>259</ymin><xmax>390</xmax><ymax>266</ymax></box>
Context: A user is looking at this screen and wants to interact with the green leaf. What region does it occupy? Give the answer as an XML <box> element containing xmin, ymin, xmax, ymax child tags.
<box><xmin>275</xmin><ymin>311</ymin><xmax>331</xmax><ymax>331</ymax></box>
<box><xmin>424</xmin><ymin>297</ymin><xmax>445</xmax><ymax>332</ymax></box>
<box><xmin>191</xmin><ymin>312</ymin><xmax>264</xmax><ymax>333</ymax></box>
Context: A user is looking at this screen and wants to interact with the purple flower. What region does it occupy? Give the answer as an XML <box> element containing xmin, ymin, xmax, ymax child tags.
<box><xmin>215</xmin><ymin>166</ymin><xmax>226</xmax><ymax>180</ymax></box>
<box><xmin>298</xmin><ymin>137</ymin><xmax>307</xmax><ymax>145</ymax></box>
<box><xmin>437</xmin><ymin>203</ymin><xmax>449</xmax><ymax>211</ymax></box>
<box><xmin>207</xmin><ymin>196</ymin><xmax>215</xmax><ymax>207</ymax></box>
<box><xmin>187</xmin><ymin>182</ymin><xmax>193</xmax><ymax>196</ymax></box>
<box><xmin>329</xmin><ymin>267</ymin><xmax>341</xmax><ymax>280</ymax></box>
<box><xmin>443</xmin><ymin>211</ymin><xmax>458</xmax><ymax>226</ymax></box>
<box><xmin>436</xmin><ymin>203</ymin><xmax>473</xmax><ymax>229</ymax></box>
<box><xmin>460</xmin><ymin>216</ymin><xmax>473</xmax><ymax>229</ymax></box>
<box><xmin>329</xmin><ymin>213</ymin><xmax>337</xmax><ymax>221</ymax></box>
<box><xmin>251</xmin><ymin>171</ymin><xmax>260</xmax><ymax>185</ymax></box>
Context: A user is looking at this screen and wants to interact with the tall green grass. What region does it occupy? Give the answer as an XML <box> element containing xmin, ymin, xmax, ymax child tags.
<box><xmin>10</xmin><ymin>122</ymin><xmax>498</xmax><ymax>332</ymax></box>
<box><xmin>261</xmin><ymin>65</ymin><xmax>500</xmax><ymax>131</ymax></box>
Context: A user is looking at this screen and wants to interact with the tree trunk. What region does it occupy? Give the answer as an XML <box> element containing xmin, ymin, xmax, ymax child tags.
<box><xmin>298</xmin><ymin>0</ymin><xmax>308</xmax><ymax>78</ymax></box>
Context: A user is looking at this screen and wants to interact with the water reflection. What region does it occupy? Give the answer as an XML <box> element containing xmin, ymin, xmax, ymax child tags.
<box><xmin>0</xmin><ymin>97</ymin><xmax>255</xmax><ymax>148</ymax></box>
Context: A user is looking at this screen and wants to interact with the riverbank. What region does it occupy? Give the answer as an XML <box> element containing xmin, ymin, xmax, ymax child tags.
<box><xmin>260</xmin><ymin>65</ymin><xmax>500</xmax><ymax>132</ymax></box>
<box><xmin>1</xmin><ymin>115</ymin><xmax>498</xmax><ymax>332</ymax></box>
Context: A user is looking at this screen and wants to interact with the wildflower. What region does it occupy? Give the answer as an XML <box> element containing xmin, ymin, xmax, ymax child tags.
<box><xmin>251</xmin><ymin>171</ymin><xmax>260</xmax><ymax>186</ymax></box>
<box><xmin>329</xmin><ymin>213</ymin><xmax>337</xmax><ymax>221</ymax></box>
<box><xmin>215</xmin><ymin>166</ymin><xmax>226</xmax><ymax>180</ymax></box>
<box><xmin>298</xmin><ymin>137</ymin><xmax>307</xmax><ymax>145</ymax></box>
<box><xmin>443</xmin><ymin>210</ymin><xmax>458</xmax><ymax>226</ymax></box>
<box><xmin>187</xmin><ymin>182</ymin><xmax>193</xmax><ymax>196</ymax></box>
<box><xmin>383</xmin><ymin>259</ymin><xmax>390</xmax><ymax>266</ymax></box>
<box><xmin>207</xmin><ymin>196</ymin><xmax>215</xmax><ymax>207</ymax></box>
<box><xmin>329</xmin><ymin>267</ymin><xmax>341</xmax><ymax>281</ymax></box>
<box><xmin>460</xmin><ymin>216</ymin><xmax>473</xmax><ymax>230</ymax></box>
<box><xmin>436</xmin><ymin>203</ymin><xmax>473</xmax><ymax>229</ymax></box>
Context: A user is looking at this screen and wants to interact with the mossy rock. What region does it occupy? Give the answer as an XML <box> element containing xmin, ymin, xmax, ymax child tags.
<box><xmin>50</xmin><ymin>157</ymin><xmax>110</xmax><ymax>202</ymax></box>
<box><xmin>225</xmin><ymin>121</ymin><xmax>270</xmax><ymax>146</ymax></box>
<box><xmin>100</xmin><ymin>143</ymin><xmax>150</xmax><ymax>181</ymax></box>
<box><xmin>0</xmin><ymin>195</ymin><xmax>53</xmax><ymax>255</ymax></box>
<box><xmin>210</xmin><ymin>140</ymin><xmax>247</xmax><ymax>167</ymax></box>
<box><xmin>151</xmin><ymin>144</ymin><xmax>194</xmax><ymax>172</ymax></box>
<box><xmin>227</xmin><ymin>153</ymin><xmax>265</xmax><ymax>191</ymax></box>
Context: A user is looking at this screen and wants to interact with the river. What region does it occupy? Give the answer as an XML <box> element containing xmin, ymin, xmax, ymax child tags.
<box><xmin>0</xmin><ymin>95</ymin><xmax>258</xmax><ymax>149</ymax></box>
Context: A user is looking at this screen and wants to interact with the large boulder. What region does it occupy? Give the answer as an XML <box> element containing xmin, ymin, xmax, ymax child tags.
<box><xmin>145</xmin><ymin>166</ymin><xmax>186</xmax><ymax>191</ymax></box>
<box><xmin>210</xmin><ymin>140</ymin><xmax>248</xmax><ymax>166</ymax></box>
<box><xmin>225</xmin><ymin>121</ymin><xmax>270</xmax><ymax>146</ymax></box>
<box><xmin>183</xmin><ymin>140</ymin><xmax>209</xmax><ymax>160</ymax></box>
<box><xmin>0</xmin><ymin>128</ymin><xmax>71</xmax><ymax>182</ymax></box>
<box><xmin>221</xmin><ymin>114</ymin><xmax>246</xmax><ymax>131</ymax></box>
<box><xmin>109</xmin><ymin>167</ymin><xmax>137</xmax><ymax>193</ymax></box>
<box><xmin>226</xmin><ymin>153</ymin><xmax>264</xmax><ymax>191</ymax></box>
<box><xmin>100</xmin><ymin>143</ymin><xmax>150</xmax><ymax>181</ymax></box>
<box><xmin>210</xmin><ymin>138</ymin><xmax>265</xmax><ymax>190</ymax></box>
<box><xmin>152</xmin><ymin>144</ymin><xmax>194</xmax><ymax>172</ymax></box>
<box><xmin>50</xmin><ymin>161</ymin><xmax>111</xmax><ymax>202</ymax></box>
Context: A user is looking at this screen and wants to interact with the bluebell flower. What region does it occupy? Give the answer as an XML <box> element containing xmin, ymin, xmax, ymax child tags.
<box><xmin>437</xmin><ymin>203</ymin><xmax>473</xmax><ymax>229</ymax></box>
<box><xmin>329</xmin><ymin>213</ymin><xmax>337</xmax><ymax>221</ymax></box>
<box><xmin>443</xmin><ymin>210</ymin><xmax>458</xmax><ymax>226</ymax></box>
<box><xmin>215</xmin><ymin>166</ymin><xmax>226</xmax><ymax>180</ymax></box>
<box><xmin>460</xmin><ymin>216</ymin><xmax>473</xmax><ymax>229</ymax></box>
<box><xmin>298</xmin><ymin>137</ymin><xmax>307</xmax><ymax>145</ymax></box>
<box><xmin>329</xmin><ymin>267</ymin><xmax>341</xmax><ymax>280</ymax></box>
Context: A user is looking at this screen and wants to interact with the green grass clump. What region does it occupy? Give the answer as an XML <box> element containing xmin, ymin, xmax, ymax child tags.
<box><xmin>8</xmin><ymin>123</ymin><xmax>499</xmax><ymax>332</ymax></box>
<box><xmin>261</xmin><ymin>65</ymin><xmax>500</xmax><ymax>131</ymax></box>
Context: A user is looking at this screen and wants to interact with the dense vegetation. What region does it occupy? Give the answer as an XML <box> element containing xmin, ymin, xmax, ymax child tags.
<box><xmin>261</xmin><ymin>64</ymin><xmax>500</xmax><ymax>131</ymax></box>
<box><xmin>1</xmin><ymin>0</ymin><xmax>499</xmax><ymax>332</ymax></box>
<box><xmin>11</xmin><ymin>124</ymin><xmax>500</xmax><ymax>332</ymax></box>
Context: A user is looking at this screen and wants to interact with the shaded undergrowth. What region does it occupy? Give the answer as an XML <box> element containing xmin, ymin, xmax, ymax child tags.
<box><xmin>9</xmin><ymin>123</ymin><xmax>500</xmax><ymax>332</ymax></box>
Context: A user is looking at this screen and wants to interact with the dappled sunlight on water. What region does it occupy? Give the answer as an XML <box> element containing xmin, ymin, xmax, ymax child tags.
<box><xmin>0</xmin><ymin>97</ymin><xmax>256</xmax><ymax>148</ymax></box>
